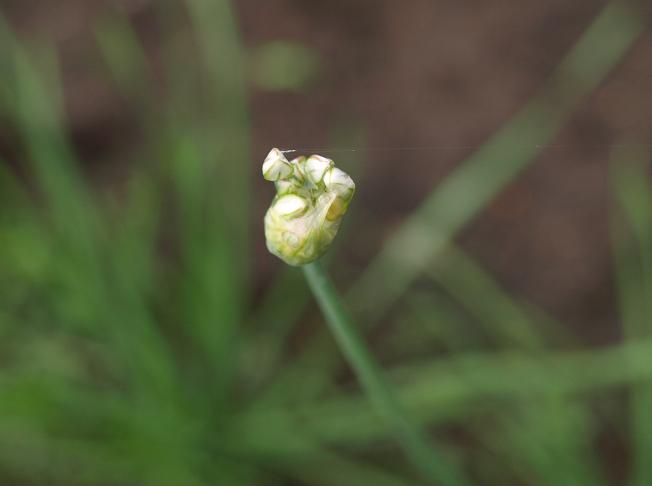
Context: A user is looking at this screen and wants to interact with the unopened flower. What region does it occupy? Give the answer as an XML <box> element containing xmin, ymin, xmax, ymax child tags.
<box><xmin>263</xmin><ymin>148</ymin><xmax>355</xmax><ymax>266</ymax></box>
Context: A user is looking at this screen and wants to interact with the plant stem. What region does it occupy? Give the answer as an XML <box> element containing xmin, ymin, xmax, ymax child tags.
<box><xmin>303</xmin><ymin>261</ymin><xmax>465</xmax><ymax>485</ymax></box>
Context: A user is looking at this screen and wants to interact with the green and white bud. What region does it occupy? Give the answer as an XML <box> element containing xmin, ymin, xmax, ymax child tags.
<box><xmin>275</xmin><ymin>179</ymin><xmax>296</xmax><ymax>195</ymax></box>
<box><xmin>305</xmin><ymin>154</ymin><xmax>333</xmax><ymax>184</ymax></box>
<box><xmin>324</xmin><ymin>166</ymin><xmax>355</xmax><ymax>200</ymax></box>
<box><xmin>274</xmin><ymin>194</ymin><xmax>308</xmax><ymax>218</ymax></box>
<box><xmin>263</xmin><ymin>147</ymin><xmax>355</xmax><ymax>266</ymax></box>
<box><xmin>262</xmin><ymin>148</ymin><xmax>293</xmax><ymax>181</ymax></box>
<box><xmin>288</xmin><ymin>156</ymin><xmax>307</xmax><ymax>183</ymax></box>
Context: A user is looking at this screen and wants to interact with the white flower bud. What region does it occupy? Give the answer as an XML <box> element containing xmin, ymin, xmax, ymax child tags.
<box><xmin>274</xmin><ymin>194</ymin><xmax>308</xmax><ymax>218</ymax></box>
<box><xmin>323</xmin><ymin>167</ymin><xmax>355</xmax><ymax>202</ymax></box>
<box><xmin>275</xmin><ymin>179</ymin><xmax>296</xmax><ymax>195</ymax></box>
<box><xmin>304</xmin><ymin>154</ymin><xmax>334</xmax><ymax>184</ymax></box>
<box><xmin>262</xmin><ymin>148</ymin><xmax>293</xmax><ymax>181</ymax></box>
<box><xmin>263</xmin><ymin>149</ymin><xmax>355</xmax><ymax>266</ymax></box>
<box><xmin>289</xmin><ymin>156</ymin><xmax>307</xmax><ymax>182</ymax></box>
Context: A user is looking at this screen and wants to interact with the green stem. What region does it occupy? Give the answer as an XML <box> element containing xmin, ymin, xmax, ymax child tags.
<box><xmin>303</xmin><ymin>261</ymin><xmax>465</xmax><ymax>485</ymax></box>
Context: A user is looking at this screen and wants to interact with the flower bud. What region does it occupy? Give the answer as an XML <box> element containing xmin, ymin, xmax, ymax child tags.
<box><xmin>262</xmin><ymin>148</ymin><xmax>293</xmax><ymax>181</ymax></box>
<box><xmin>305</xmin><ymin>154</ymin><xmax>334</xmax><ymax>184</ymax></box>
<box><xmin>263</xmin><ymin>148</ymin><xmax>355</xmax><ymax>266</ymax></box>
<box><xmin>274</xmin><ymin>194</ymin><xmax>308</xmax><ymax>218</ymax></box>
<box><xmin>323</xmin><ymin>167</ymin><xmax>355</xmax><ymax>201</ymax></box>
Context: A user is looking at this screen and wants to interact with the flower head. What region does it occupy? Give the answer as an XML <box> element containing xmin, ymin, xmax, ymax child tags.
<box><xmin>263</xmin><ymin>148</ymin><xmax>355</xmax><ymax>266</ymax></box>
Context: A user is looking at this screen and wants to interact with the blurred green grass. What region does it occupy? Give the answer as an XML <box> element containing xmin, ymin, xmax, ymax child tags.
<box><xmin>0</xmin><ymin>1</ymin><xmax>650</xmax><ymax>485</ymax></box>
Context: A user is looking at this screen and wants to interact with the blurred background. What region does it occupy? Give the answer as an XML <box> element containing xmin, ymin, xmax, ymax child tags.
<box><xmin>1</xmin><ymin>0</ymin><xmax>651</xmax><ymax>484</ymax></box>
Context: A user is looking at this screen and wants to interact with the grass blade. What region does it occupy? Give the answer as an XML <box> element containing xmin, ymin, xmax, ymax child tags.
<box><xmin>350</xmin><ymin>1</ymin><xmax>644</xmax><ymax>324</ymax></box>
<box><xmin>611</xmin><ymin>148</ymin><xmax>652</xmax><ymax>486</ymax></box>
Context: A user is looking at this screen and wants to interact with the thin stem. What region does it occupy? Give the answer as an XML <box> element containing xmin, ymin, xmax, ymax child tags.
<box><xmin>303</xmin><ymin>260</ymin><xmax>466</xmax><ymax>485</ymax></box>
